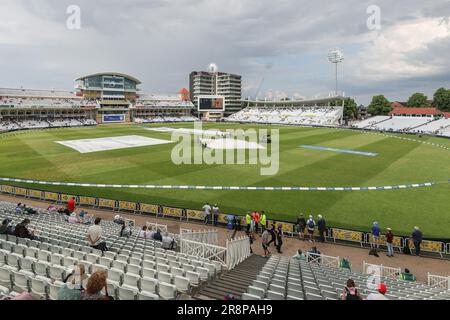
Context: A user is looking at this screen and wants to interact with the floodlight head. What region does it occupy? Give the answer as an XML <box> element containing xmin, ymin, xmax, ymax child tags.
<box><xmin>328</xmin><ymin>48</ymin><xmax>344</xmax><ymax>64</ymax></box>
<box><xmin>208</xmin><ymin>63</ymin><xmax>218</xmax><ymax>73</ymax></box>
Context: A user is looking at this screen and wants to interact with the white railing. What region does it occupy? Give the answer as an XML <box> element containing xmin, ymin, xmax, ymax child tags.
<box><xmin>363</xmin><ymin>262</ymin><xmax>401</xmax><ymax>280</ymax></box>
<box><xmin>180</xmin><ymin>238</ymin><xmax>227</xmax><ymax>267</ymax></box>
<box><xmin>179</xmin><ymin>228</ymin><xmax>218</xmax><ymax>245</ymax></box>
<box><xmin>306</xmin><ymin>252</ymin><xmax>340</xmax><ymax>268</ymax></box>
<box><xmin>226</xmin><ymin>236</ymin><xmax>251</xmax><ymax>270</ymax></box>
<box><xmin>427</xmin><ymin>273</ymin><xmax>450</xmax><ymax>289</ymax></box>
<box><xmin>146</xmin><ymin>221</ymin><xmax>168</xmax><ymax>233</ymax></box>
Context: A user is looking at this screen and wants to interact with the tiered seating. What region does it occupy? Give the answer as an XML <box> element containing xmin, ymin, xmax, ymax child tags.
<box><xmin>0</xmin><ymin>118</ymin><xmax>97</xmax><ymax>132</ymax></box>
<box><xmin>134</xmin><ymin>115</ymin><xmax>198</xmax><ymax>124</ymax></box>
<box><xmin>226</xmin><ymin>106</ymin><xmax>342</xmax><ymax>126</ymax></box>
<box><xmin>0</xmin><ymin>201</ymin><xmax>222</xmax><ymax>300</ymax></box>
<box><xmin>411</xmin><ymin>118</ymin><xmax>450</xmax><ymax>135</ymax></box>
<box><xmin>243</xmin><ymin>256</ymin><xmax>450</xmax><ymax>300</ymax></box>
<box><xmin>366</xmin><ymin>116</ymin><xmax>433</xmax><ymax>132</ymax></box>
<box><xmin>351</xmin><ymin>116</ymin><xmax>390</xmax><ymax>129</ymax></box>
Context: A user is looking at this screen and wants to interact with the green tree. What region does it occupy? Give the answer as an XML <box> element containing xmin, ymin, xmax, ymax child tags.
<box><xmin>367</xmin><ymin>95</ymin><xmax>392</xmax><ymax>116</ymax></box>
<box><xmin>406</xmin><ymin>92</ymin><xmax>430</xmax><ymax>108</ymax></box>
<box><xmin>433</xmin><ymin>88</ymin><xmax>450</xmax><ymax>111</ymax></box>
<box><xmin>331</xmin><ymin>97</ymin><xmax>358</xmax><ymax>120</ymax></box>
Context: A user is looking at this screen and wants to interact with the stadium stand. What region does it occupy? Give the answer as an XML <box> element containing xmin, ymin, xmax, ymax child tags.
<box><xmin>0</xmin><ymin>201</ymin><xmax>223</xmax><ymax>300</ymax></box>
<box><xmin>351</xmin><ymin>116</ymin><xmax>391</xmax><ymax>129</ymax></box>
<box><xmin>243</xmin><ymin>255</ymin><xmax>450</xmax><ymax>300</ymax></box>
<box><xmin>365</xmin><ymin>116</ymin><xmax>434</xmax><ymax>132</ymax></box>
<box><xmin>226</xmin><ymin>106</ymin><xmax>342</xmax><ymax>126</ymax></box>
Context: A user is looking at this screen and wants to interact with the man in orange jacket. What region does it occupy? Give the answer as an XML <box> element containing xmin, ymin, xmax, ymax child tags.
<box><xmin>252</xmin><ymin>211</ymin><xmax>261</xmax><ymax>234</ymax></box>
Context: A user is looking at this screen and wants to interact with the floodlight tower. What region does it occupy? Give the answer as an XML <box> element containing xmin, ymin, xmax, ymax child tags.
<box><xmin>328</xmin><ymin>48</ymin><xmax>344</xmax><ymax>96</ymax></box>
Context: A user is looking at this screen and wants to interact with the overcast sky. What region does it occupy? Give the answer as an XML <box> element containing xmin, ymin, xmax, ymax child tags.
<box><xmin>1</xmin><ymin>0</ymin><xmax>449</xmax><ymax>104</ymax></box>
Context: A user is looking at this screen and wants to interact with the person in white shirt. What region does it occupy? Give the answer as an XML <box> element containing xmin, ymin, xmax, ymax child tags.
<box><xmin>202</xmin><ymin>203</ymin><xmax>212</xmax><ymax>225</ymax></box>
<box><xmin>366</xmin><ymin>283</ymin><xmax>389</xmax><ymax>300</ymax></box>
<box><xmin>212</xmin><ymin>204</ymin><xmax>220</xmax><ymax>226</ymax></box>
<box><xmin>162</xmin><ymin>232</ymin><xmax>176</xmax><ymax>250</ymax></box>
<box><xmin>86</xmin><ymin>218</ymin><xmax>107</xmax><ymax>251</ymax></box>
<box><xmin>138</xmin><ymin>226</ymin><xmax>150</xmax><ymax>238</ymax></box>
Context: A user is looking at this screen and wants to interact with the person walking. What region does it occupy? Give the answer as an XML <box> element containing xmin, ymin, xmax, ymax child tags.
<box><xmin>202</xmin><ymin>203</ymin><xmax>212</xmax><ymax>225</ymax></box>
<box><xmin>212</xmin><ymin>204</ymin><xmax>220</xmax><ymax>226</ymax></box>
<box><xmin>317</xmin><ymin>214</ymin><xmax>327</xmax><ymax>242</ymax></box>
<box><xmin>411</xmin><ymin>226</ymin><xmax>423</xmax><ymax>256</ymax></box>
<box><xmin>245</xmin><ymin>211</ymin><xmax>252</xmax><ymax>233</ymax></box>
<box><xmin>276</xmin><ymin>224</ymin><xmax>283</xmax><ymax>254</ymax></box>
<box><xmin>386</xmin><ymin>228</ymin><xmax>394</xmax><ymax>257</ymax></box>
<box><xmin>296</xmin><ymin>214</ymin><xmax>306</xmax><ymax>240</ymax></box>
<box><xmin>306</xmin><ymin>215</ymin><xmax>315</xmax><ymax>242</ymax></box>
<box><xmin>261</xmin><ymin>228</ymin><xmax>270</xmax><ymax>257</ymax></box>
<box><xmin>267</xmin><ymin>222</ymin><xmax>277</xmax><ymax>247</ymax></box>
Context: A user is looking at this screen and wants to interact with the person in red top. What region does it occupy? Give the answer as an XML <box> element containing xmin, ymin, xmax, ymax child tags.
<box><xmin>252</xmin><ymin>211</ymin><xmax>261</xmax><ymax>234</ymax></box>
<box><xmin>67</xmin><ymin>197</ymin><xmax>76</xmax><ymax>214</ymax></box>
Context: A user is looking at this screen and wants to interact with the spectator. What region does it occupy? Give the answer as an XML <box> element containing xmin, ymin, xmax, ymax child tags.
<box><xmin>202</xmin><ymin>203</ymin><xmax>212</xmax><ymax>225</ymax></box>
<box><xmin>245</xmin><ymin>211</ymin><xmax>252</xmax><ymax>233</ymax></box>
<box><xmin>276</xmin><ymin>224</ymin><xmax>283</xmax><ymax>254</ymax></box>
<box><xmin>386</xmin><ymin>228</ymin><xmax>394</xmax><ymax>257</ymax></box>
<box><xmin>212</xmin><ymin>204</ymin><xmax>220</xmax><ymax>226</ymax></box>
<box><xmin>153</xmin><ymin>229</ymin><xmax>163</xmax><ymax>242</ymax></box>
<box><xmin>400</xmin><ymin>268</ymin><xmax>416</xmax><ymax>282</ymax></box>
<box><xmin>226</xmin><ymin>214</ymin><xmax>234</xmax><ymax>238</ymax></box>
<box><xmin>113</xmin><ymin>214</ymin><xmax>124</xmax><ymax>225</ymax></box>
<box><xmin>58</xmin><ymin>265</ymin><xmax>88</xmax><ymax>300</ymax></box>
<box><xmin>366</xmin><ymin>283</ymin><xmax>388</xmax><ymax>300</ymax></box>
<box><xmin>86</xmin><ymin>218</ymin><xmax>108</xmax><ymax>251</ymax></box>
<box><xmin>296</xmin><ymin>213</ymin><xmax>306</xmax><ymax>240</ymax></box>
<box><xmin>411</xmin><ymin>226</ymin><xmax>423</xmax><ymax>256</ymax></box>
<box><xmin>371</xmin><ymin>221</ymin><xmax>380</xmax><ymax>250</ymax></box>
<box><xmin>317</xmin><ymin>214</ymin><xmax>326</xmax><ymax>242</ymax></box>
<box><xmin>252</xmin><ymin>211</ymin><xmax>261</xmax><ymax>234</ymax></box>
<box><xmin>162</xmin><ymin>232</ymin><xmax>176</xmax><ymax>250</ymax></box>
<box><xmin>339</xmin><ymin>258</ymin><xmax>352</xmax><ymax>270</ymax></box>
<box><xmin>15</xmin><ymin>203</ymin><xmax>23</xmax><ymax>214</ymax></box>
<box><xmin>260</xmin><ymin>211</ymin><xmax>267</xmax><ymax>233</ymax></box>
<box><xmin>120</xmin><ymin>223</ymin><xmax>132</xmax><ymax>237</ymax></box>
<box><xmin>308</xmin><ymin>246</ymin><xmax>321</xmax><ymax>262</ymax></box>
<box><xmin>22</xmin><ymin>204</ymin><xmax>37</xmax><ymax>215</ymax></box>
<box><xmin>0</xmin><ymin>218</ymin><xmax>14</xmax><ymax>235</ymax></box>
<box><xmin>138</xmin><ymin>226</ymin><xmax>149</xmax><ymax>238</ymax></box>
<box><xmin>68</xmin><ymin>212</ymin><xmax>78</xmax><ymax>224</ymax></box>
<box><xmin>306</xmin><ymin>215</ymin><xmax>315</xmax><ymax>242</ymax></box>
<box><xmin>67</xmin><ymin>197</ymin><xmax>76</xmax><ymax>213</ymax></box>
<box><xmin>267</xmin><ymin>222</ymin><xmax>277</xmax><ymax>247</ymax></box>
<box><xmin>261</xmin><ymin>228</ymin><xmax>270</xmax><ymax>257</ymax></box>
<box><xmin>82</xmin><ymin>271</ymin><xmax>112</xmax><ymax>300</ymax></box>
<box><xmin>245</xmin><ymin>230</ymin><xmax>255</xmax><ymax>254</ymax></box>
<box><xmin>293</xmin><ymin>249</ymin><xmax>306</xmax><ymax>261</ymax></box>
<box><xmin>341</xmin><ymin>279</ymin><xmax>362</xmax><ymax>300</ymax></box>
<box><xmin>13</xmin><ymin>218</ymin><xmax>37</xmax><ymax>240</ymax></box>
<box><xmin>230</xmin><ymin>215</ymin><xmax>241</xmax><ymax>239</ymax></box>
<box><xmin>47</xmin><ymin>205</ymin><xmax>58</xmax><ymax>213</ymax></box>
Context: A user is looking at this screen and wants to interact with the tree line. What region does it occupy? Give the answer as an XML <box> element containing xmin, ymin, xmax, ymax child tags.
<box><xmin>334</xmin><ymin>87</ymin><xmax>450</xmax><ymax>119</ymax></box>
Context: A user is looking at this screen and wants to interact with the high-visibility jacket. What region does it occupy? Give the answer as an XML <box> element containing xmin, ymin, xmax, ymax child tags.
<box><xmin>245</xmin><ymin>214</ymin><xmax>252</xmax><ymax>225</ymax></box>
<box><xmin>260</xmin><ymin>214</ymin><xmax>267</xmax><ymax>226</ymax></box>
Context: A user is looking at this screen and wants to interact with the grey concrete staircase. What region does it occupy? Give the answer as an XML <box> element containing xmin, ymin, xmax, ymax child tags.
<box><xmin>194</xmin><ymin>254</ymin><xmax>268</xmax><ymax>300</ymax></box>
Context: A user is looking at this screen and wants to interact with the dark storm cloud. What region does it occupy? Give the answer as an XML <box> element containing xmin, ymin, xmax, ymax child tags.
<box><xmin>0</xmin><ymin>0</ymin><xmax>449</xmax><ymax>104</ymax></box>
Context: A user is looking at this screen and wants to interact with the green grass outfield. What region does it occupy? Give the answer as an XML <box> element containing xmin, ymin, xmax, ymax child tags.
<box><xmin>0</xmin><ymin>123</ymin><xmax>449</xmax><ymax>238</ymax></box>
